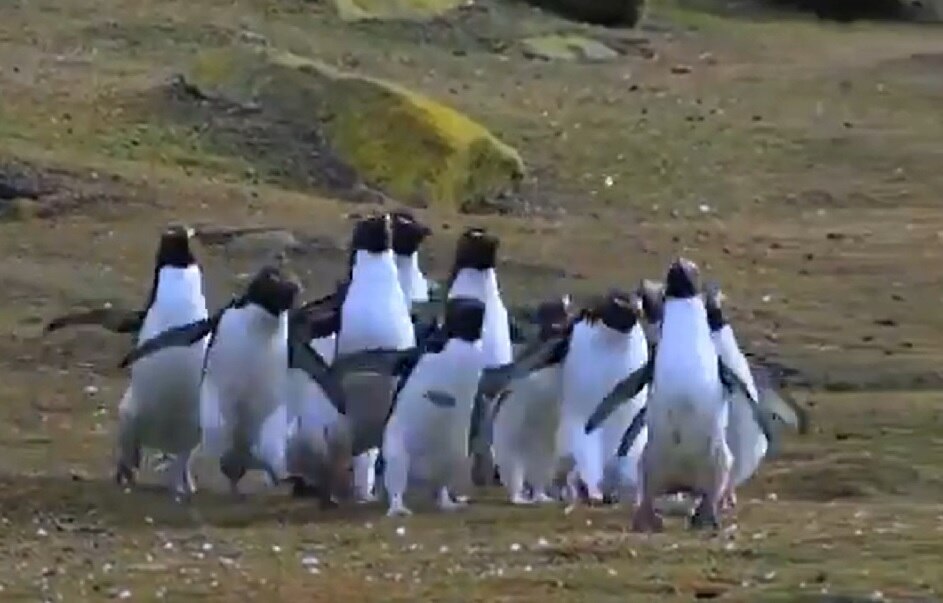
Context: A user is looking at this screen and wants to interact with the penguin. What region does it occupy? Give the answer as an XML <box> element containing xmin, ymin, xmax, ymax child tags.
<box><xmin>335</xmin><ymin>213</ymin><xmax>417</xmax><ymax>503</ymax></box>
<box><xmin>704</xmin><ymin>283</ymin><xmax>809</xmax><ymax>510</ymax></box>
<box><xmin>491</xmin><ymin>295</ymin><xmax>574</xmax><ymax>505</ymax></box>
<box><xmin>45</xmin><ymin>225</ymin><xmax>209</xmax><ymax>497</ymax></box>
<box><xmin>635</xmin><ymin>279</ymin><xmax>664</xmax><ymax>348</ymax></box>
<box><xmin>551</xmin><ymin>290</ymin><xmax>648</xmax><ymax>504</ymax></box>
<box><xmin>584</xmin><ymin>258</ymin><xmax>773</xmax><ymax>532</ymax></box>
<box><xmin>381</xmin><ymin>296</ymin><xmax>489</xmax><ymax>517</ymax></box>
<box><xmin>283</xmin><ymin>310</ymin><xmax>354</xmax><ymax>508</ymax></box>
<box><xmin>445</xmin><ymin>227</ymin><xmax>514</xmax><ymax>487</ymax></box>
<box><xmin>120</xmin><ymin>265</ymin><xmax>350</xmax><ymax>497</ymax></box>
<box><xmin>390</xmin><ymin>210</ymin><xmax>433</xmax><ymax>310</ymax></box>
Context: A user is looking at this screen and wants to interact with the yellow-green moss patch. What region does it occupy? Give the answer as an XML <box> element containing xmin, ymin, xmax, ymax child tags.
<box><xmin>521</xmin><ymin>34</ymin><xmax>620</xmax><ymax>62</ymax></box>
<box><xmin>333</xmin><ymin>0</ymin><xmax>464</xmax><ymax>22</ymax></box>
<box><xmin>187</xmin><ymin>47</ymin><xmax>524</xmax><ymax>210</ymax></box>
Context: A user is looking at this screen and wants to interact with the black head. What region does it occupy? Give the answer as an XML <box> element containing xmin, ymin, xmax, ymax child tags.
<box><xmin>155</xmin><ymin>224</ymin><xmax>196</xmax><ymax>269</ymax></box>
<box><xmin>443</xmin><ymin>296</ymin><xmax>486</xmax><ymax>343</ymax></box>
<box><xmin>703</xmin><ymin>281</ymin><xmax>726</xmax><ymax>332</ymax></box>
<box><xmin>350</xmin><ymin>214</ymin><xmax>393</xmax><ymax>254</ymax></box>
<box><xmin>636</xmin><ymin>279</ymin><xmax>665</xmax><ymax>325</ymax></box>
<box><xmin>245</xmin><ymin>265</ymin><xmax>302</xmax><ymax>316</ymax></box>
<box><xmin>391</xmin><ymin>211</ymin><xmax>432</xmax><ymax>256</ymax></box>
<box><xmin>536</xmin><ymin>295</ymin><xmax>573</xmax><ymax>340</ymax></box>
<box><xmin>664</xmin><ymin>258</ymin><xmax>701</xmax><ymax>299</ymax></box>
<box><xmin>452</xmin><ymin>228</ymin><xmax>499</xmax><ymax>272</ymax></box>
<box><xmin>591</xmin><ymin>289</ymin><xmax>641</xmax><ymax>334</ymax></box>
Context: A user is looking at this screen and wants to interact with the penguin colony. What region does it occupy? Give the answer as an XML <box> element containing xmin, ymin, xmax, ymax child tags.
<box><xmin>45</xmin><ymin>213</ymin><xmax>808</xmax><ymax>531</ymax></box>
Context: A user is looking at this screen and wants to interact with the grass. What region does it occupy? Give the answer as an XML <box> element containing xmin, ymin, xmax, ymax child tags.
<box><xmin>2</xmin><ymin>0</ymin><xmax>943</xmax><ymax>599</ymax></box>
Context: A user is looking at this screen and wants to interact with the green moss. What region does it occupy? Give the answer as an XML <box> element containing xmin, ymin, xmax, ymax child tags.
<box><xmin>521</xmin><ymin>34</ymin><xmax>620</xmax><ymax>61</ymax></box>
<box><xmin>333</xmin><ymin>0</ymin><xmax>465</xmax><ymax>22</ymax></box>
<box><xmin>187</xmin><ymin>47</ymin><xmax>525</xmax><ymax>210</ymax></box>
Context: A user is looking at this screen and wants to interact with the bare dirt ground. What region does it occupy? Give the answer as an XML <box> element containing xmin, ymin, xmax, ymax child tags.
<box><xmin>2</xmin><ymin>0</ymin><xmax>943</xmax><ymax>600</ymax></box>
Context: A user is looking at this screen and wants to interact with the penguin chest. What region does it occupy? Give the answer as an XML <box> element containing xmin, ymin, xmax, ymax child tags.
<box><xmin>481</xmin><ymin>296</ymin><xmax>512</xmax><ymax>367</ymax></box>
<box><xmin>206</xmin><ymin>318</ymin><xmax>287</xmax><ymax>419</ymax></box>
<box><xmin>561</xmin><ymin>325</ymin><xmax>633</xmax><ymax>418</ymax></box>
<box><xmin>393</xmin><ymin>354</ymin><xmax>482</xmax><ymax>456</ymax></box>
<box><xmin>497</xmin><ymin>366</ymin><xmax>563</xmax><ymax>449</ymax></box>
<box><xmin>340</xmin><ymin>279</ymin><xmax>414</xmax><ymax>352</ymax></box>
<box><xmin>131</xmin><ymin>304</ymin><xmax>208</xmax><ymax>419</ymax></box>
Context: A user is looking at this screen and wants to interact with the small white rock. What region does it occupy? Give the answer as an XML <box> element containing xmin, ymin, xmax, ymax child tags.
<box><xmin>36</xmin><ymin>527</ymin><xmax>48</xmax><ymax>537</ymax></box>
<box><xmin>509</xmin><ymin>543</ymin><xmax>521</xmax><ymax>552</ymax></box>
<box><xmin>395</xmin><ymin>526</ymin><xmax>406</xmax><ymax>537</ymax></box>
<box><xmin>301</xmin><ymin>555</ymin><xmax>319</xmax><ymax>567</ymax></box>
<box><xmin>84</xmin><ymin>385</ymin><xmax>99</xmax><ymax>396</ymax></box>
<box><xmin>118</xmin><ymin>589</ymin><xmax>131</xmax><ymax>600</ymax></box>
<box><xmin>604</xmin><ymin>176</ymin><xmax>614</xmax><ymax>188</ymax></box>
<box><xmin>271</xmin><ymin>545</ymin><xmax>282</xmax><ymax>554</ymax></box>
<box><xmin>698</xmin><ymin>203</ymin><xmax>711</xmax><ymax>213</ymax></box>
<box><xmin>202</xmin><ymin>543</ymin><xmax>213</xmax><ymax>552</ymax></box>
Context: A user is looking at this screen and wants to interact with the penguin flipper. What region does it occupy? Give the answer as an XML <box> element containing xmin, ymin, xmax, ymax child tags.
<box><xmin>288</xmin><ymin>336</ymin><xmax>348</xmax><ymax>415</ymax></box>
<box><xmin>585</xmin><ymin>359</ymin><xmax>654</xmax><ymax>434</ymax></box>
<box><xmin>751</xmin><ymin>364</ymin><xmax>810</xmax><ymax>436</ymax></box>
<box><xmin>119</xmin><ymin>315</ymin><xmax>217</xmax><ymax>368</ymax></box>
<box><xmin>331</xmin><ymin>348</ymin><xmax>419</xmax><ymax>379</ymax></box>
<box><xmin>46</xmin><ymin>308</ymin><xmax>146</xmax><ymax>335</ymax></box>
<box><xmin>616</xmin><ymin>406</ymin><xmax>648</xmax><ymax>457</ymax></box>
<box><xmin>478</xmin><ymin>334</ymin><xmax>567</xmax><ymax>399</ymax></box>
<box><xmin>719</xmin><ymin>361</ymin><xmax>774</xmax><ymax>444</ymax></box>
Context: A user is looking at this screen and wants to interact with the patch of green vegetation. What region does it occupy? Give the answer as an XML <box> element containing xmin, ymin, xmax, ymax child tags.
<box><xmin>185</xmin><ymin>47</ymin><xmax>525</xmax><ymax>209</ymax></box>
<box><xmin>333</xmin><ymin>0</ymin><xmax>465</xmax><ymax>21</ymax></box>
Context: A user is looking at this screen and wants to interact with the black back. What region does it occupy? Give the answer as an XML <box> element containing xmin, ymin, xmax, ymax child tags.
<box><xmin>703</xmin><ymin>281</ymin><xmax>726</xmax><ymax>332</ymax></box>
<box><xmin>143</xmin><ymin>224</ymin><xmax>198</xmax><ymax>315</ymax></box>
<box><xmin>664</xmin><ymin>257</ymin><xmax>700</xmax><ymax>299</ymax></box>
<box><xmin>391</xmin><ymin>211</ymin><xmax>431</xmax><ymax>257</ymax></box>
<box><xmin>585</xmin><ymin>289</ymin><xmax>640</xmax><ymax>334</ymax></box>
<box><xmin>446</xmin><ymin>228</ymin><xmax>499</xmax><ymax>291</ymax></box>
<box><xmin>241</xmin><ymin>265</ymin><xmax>302</xmax><ymax>317</ymax></box>
<box><xmin>636</xmin><ymin>279</ymin><xmax>664</xmax><ymax>325</ymax></box>
<box><xmin>347</xmin><ymin>214</ymin><xmax>393</xmax><ymax>280</ymax></box>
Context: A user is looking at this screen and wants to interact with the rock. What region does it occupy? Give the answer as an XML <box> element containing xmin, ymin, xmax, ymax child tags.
<box><xmin>525</xmin><ymin>0</ymin><xmax>645</xmax><ymax>26</ymax></box>
<box><xmin>521</xmin><ymin>34</ymin><xmax>620</xmax><ymax>62</ymax></box>
<box><xmin>0</xmin><ymin>198</ymin><xmax>42</xmax><ymax>221</ymax></box>
<box><xmin>333</xmin><ymin>0</ymin><xmax>465</xmax><ymax>22</ymax></box>
<box><xmin>224</xmin><ymin>229</ymin><xmax>300</xmax><ymax>256</ymax></box>
<box><xmin>186</xmin><ymin>47</ymin><xmax>524</xmax><ymax>211</ymax></box>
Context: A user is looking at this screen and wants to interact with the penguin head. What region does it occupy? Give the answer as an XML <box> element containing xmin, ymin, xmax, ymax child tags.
<box><xmin>591</xmin><ymin>289</ymin><xmax>642</xmax><ymax>334</ymax></box>
<box><xmin>536</xmin><ymin>294</ymin><xmax>573</xmax><ymax>340</ymax></box>
<box><xmin>390</xmin><ymin>210</ymin><xmax>432</xmax><ymax>256</ymax></box>
<box><xmin>443</xmin><ymin>296</ymin><xmax>486</xmax><ymax>343</ymax></box>
<box><xmin>452</xmin><ymin>228</ymin><xmax>499</xmax><ymax>272</ymax></box>
<box><xmin>703</xmin><ymin>281</ymin><xmax>726</xmax><ymax>332</ymax></box>
<box><xmin>636</xmin><ymin>279</ymin><xmax>665</xmax><ymax>325</ymax></box>
<box><xmin>245</xmin><ymin>265</ymin><xmax>302</xmax><ymax>316</ymax></box>
<box><xmin>664</xmin><ymin>257</ymin><xmax>701</xmax><ymax>299</ymax></box>
<box><xmin>155</xmin><ymin>224</ymin><xmax>196</xmax><ymax>269</ymax></box>
<box><xmin>350</xmin><ymin>213</ymin><xmax>393</xmax><ymax>254</ymax></box>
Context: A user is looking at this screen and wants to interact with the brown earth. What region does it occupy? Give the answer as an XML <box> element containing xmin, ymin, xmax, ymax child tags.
<box><xmin>2</xmin><ymin>0</ymin><xmax>943</xmax><ymax>600</ymax></box>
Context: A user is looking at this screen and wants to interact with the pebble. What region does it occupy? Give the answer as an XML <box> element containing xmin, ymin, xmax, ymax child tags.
<box><xmin>117</xmin><ymin>589</ymin><xmax>131</xmax><ymax>600</ymax></box>
<box><xmin>83</xmin><ymin>386</ymin><xmax>99</xmax><ymax>396</ymax></box>
<box><xmin>395</xmin><ymin>526</ymin><xmax>406</xmax><ymax>537</ymax></box>
<box><xmin>509</xmin><ymin>543</ymin><xmax>521</xmax><ymax>552</ymax></box>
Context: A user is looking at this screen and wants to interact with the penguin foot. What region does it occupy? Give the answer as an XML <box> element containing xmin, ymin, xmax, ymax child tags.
<box><xmin>437</xmin><ymin>488</ymin><xmax>467</xmax><ymax>512</ymax></box>
<box><xmin>510</xmin><ymin>492</ymin><xmax>534</xmax><ymax>506</ymax></box>
<box><xmin>115</xmin><ymin>463</ymin><xmax>135</xmax><ymax>487</ymax></box>
<box><xmin>531</xmin><ymin>491</ymin><xmax>556</xmax><ymax>505</ymax></box>
<box><xmin>386</xmin><ymin>504</ymin><xmax>413</xmax><ymax>517</ymax></box>
<box><xmin>355</xmin><ymin>492</ymin><xmax>378</xmax><ymax>504</ymax></box>
<box><xmin>720</xmin><ymin>491</ymin><xmax>737</xmax><ymax>513</ymax></box>
<box><xmin>689</xmin><ymin>499</ymin><xmax>720</xmax><ymax>531</ymax></box>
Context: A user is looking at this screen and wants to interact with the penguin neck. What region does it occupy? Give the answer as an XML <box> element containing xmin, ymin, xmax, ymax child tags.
<box><xmin>449</xmin><ymin>267</ymin><xmax>501</xmax><ymax>303</ymax></box>
<box><xmin>442</xmin><ymin>337</ymin><xmax>483</xmax><ymax>361</ymax></box>
<box><xmin>153</xmin><ymin>264</ymin><xmax>203</xmax><ymax>306</ymax></box>
<box><xmin>351</xmin><ymin>249</ymin><xmax>398</xmax><ymax>286</ymax></box>
<box><xmin>244</xmin><ymin>303</ymin><xmax>288</xmax><ymax>334</ymax></box>
<box><xmin>395</xmin><ymin>252</ymin><xmax>429</xmax><ymax>305</ymax></box>
<box><xmin>661</xmin><ymin>297</ymin><xmax>712</xmax><ymax>345</ymax></box>
<box><xmin>588</xmin><ymin>320</ymin><xmax>632</xmax><ymax>348</ymax></box>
